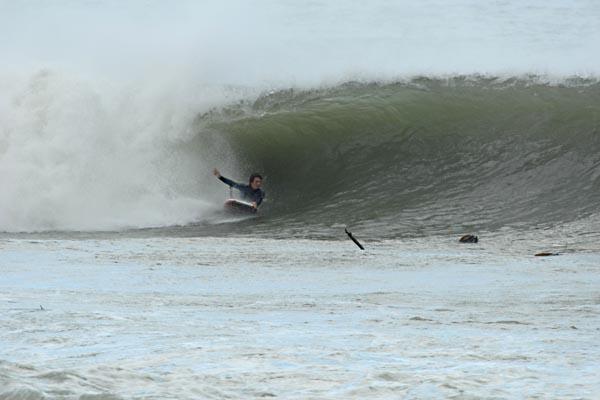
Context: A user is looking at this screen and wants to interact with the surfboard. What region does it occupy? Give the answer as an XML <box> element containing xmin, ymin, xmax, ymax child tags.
<box><xmin>224</xmin><ymin>199</ymin><xmax>257</xmax><ymax>214</ymax></box>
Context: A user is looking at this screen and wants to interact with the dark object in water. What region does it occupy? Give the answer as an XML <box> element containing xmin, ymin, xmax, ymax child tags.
<box><xmin>345</xmin><ymin>228</ymin><xmax>365</xmax><ymax>250</ymax></box>
<box><xmin>535</xmin><ymin>252</ymin><xmax>560</xmax><ymax>257</ymax></box>
<box><xmin>459</xmin><ymin>234</ymin><xmax>478</xmax><ymax>243</ymax></box>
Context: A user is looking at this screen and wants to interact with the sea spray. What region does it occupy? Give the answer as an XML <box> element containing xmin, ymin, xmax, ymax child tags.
<box><xmin>0</xmin><ymin>70</ymin><xmax>242</xmax><ymax>231</ymax></box>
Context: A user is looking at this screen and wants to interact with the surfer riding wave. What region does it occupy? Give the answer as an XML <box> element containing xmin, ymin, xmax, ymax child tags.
<box><xmin>213</xmin><ymin>168</ymin><xmax>265</xmax><ymax>209</ymax></box>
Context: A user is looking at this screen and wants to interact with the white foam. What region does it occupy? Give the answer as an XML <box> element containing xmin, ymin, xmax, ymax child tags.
<box><xmin>0</xmin><ymin>70</ymin><xmax>240</xmax><ymax>231</ymax></box>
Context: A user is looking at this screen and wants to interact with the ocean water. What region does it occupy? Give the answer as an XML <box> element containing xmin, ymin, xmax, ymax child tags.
<box><xmin>2</xmin><ymin>236</ymin><xmax>599</xmax><ymax>399</ymax></box>
<box><xmin>1</xmin><ymin>0</ymin><xmax>600</xmax><ymax>398</ymax></box>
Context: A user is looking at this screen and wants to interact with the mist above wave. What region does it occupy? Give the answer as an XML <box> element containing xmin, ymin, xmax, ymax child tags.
<box><xmin>2</xmin><ymin>0</ymin><xmax>599</xmax><ymax>85</ymax></box>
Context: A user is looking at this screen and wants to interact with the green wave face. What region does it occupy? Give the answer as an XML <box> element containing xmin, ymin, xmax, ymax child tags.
<box><xmin>198</xmin><ymin>78</ymin><xmax>600</xmax><ymax>238</ymax></box>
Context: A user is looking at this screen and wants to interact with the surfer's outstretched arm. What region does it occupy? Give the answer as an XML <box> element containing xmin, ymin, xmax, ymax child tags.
<box><xmin>213</xmin><ymin>168</ymin><xmax>244</xmax><ymax>190</ymax></box>
<box><xmin>219</xmin><ymin>175</ymin><xmax>245</xmax><ymax>189</ymax></box>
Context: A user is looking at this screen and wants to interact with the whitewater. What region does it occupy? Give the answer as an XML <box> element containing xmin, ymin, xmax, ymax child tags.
<box><xmin>1</xmin><ymin>0</ymin><xmax>600</xmax><ymax>399</ymax></box>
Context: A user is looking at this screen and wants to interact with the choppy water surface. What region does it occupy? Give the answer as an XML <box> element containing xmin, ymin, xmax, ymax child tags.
<box><xmin>1</xmin><ymin>236</ymin><xmax>599</xmax><ymax>399</ymax></box>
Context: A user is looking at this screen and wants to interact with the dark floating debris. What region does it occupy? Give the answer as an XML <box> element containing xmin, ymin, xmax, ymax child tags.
<box><xmin>535</xmin><ymin>252</ymin><xmax>560</xmax><ymax>257</ymax></box>
<box><xmin>459</xmin><ymin>234</ymin><xmax>478</xmax><ymax>243</ymax></box>
<box><xmin>345</xmin><ymin>228</ymin><xmax>365</xmax><ymax>250</ymax></box>
<box><xmin>40</xmin><ymin>305</ymin><xmax>45</xmax><ymax>311</ymax></box>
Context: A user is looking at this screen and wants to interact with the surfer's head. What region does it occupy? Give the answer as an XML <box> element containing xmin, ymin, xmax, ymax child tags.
<box><xmin>249</xmin><ymin>173</ymin><xmax>263</xmax><ymax>190</ymax></box>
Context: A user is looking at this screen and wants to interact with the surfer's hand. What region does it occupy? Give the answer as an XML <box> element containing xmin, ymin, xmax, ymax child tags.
<box><xmin>251</xmin><ymin>202</ymin><xmax>257</xmax><ymax>209</ymax></box>
<box><xmin>213</xmin><ymin>168</ymin><xmax>221</xmax><ymax>177</ymax></box>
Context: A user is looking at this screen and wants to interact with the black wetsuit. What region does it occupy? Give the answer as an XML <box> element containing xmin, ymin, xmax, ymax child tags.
<box><xmin>219</xmin><ymin>176</ymin><xmax>265</xmax><ymax>206</ymax></box>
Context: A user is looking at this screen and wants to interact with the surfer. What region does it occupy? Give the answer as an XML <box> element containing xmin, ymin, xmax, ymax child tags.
<box><xmin>213</xmin><ymin>168</ymin><xmax>265</xmax><ymax>209</ymax></box>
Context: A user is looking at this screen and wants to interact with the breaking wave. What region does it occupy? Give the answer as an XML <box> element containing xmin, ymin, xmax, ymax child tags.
<box><xmin>197</xmin><ymin>77</ymin><xmax>600</xmax><ymax>238</ymax></box>
<box><xmin>2</xmin><ymin>74</ymin><xmax>600</xmax><ymax>238</ymax></box>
